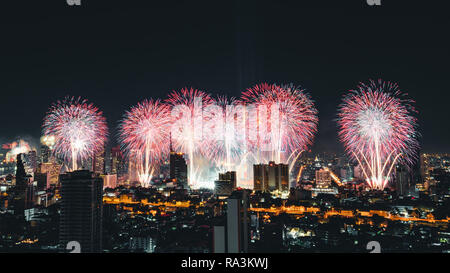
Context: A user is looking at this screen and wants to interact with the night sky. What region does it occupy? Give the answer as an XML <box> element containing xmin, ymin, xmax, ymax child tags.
<box><xmin>0</xmin><ymin>0</ymin><xmax>449</xmax><ymax>153</ymax></box>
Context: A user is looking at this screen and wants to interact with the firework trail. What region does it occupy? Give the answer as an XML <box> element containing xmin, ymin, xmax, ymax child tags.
<box><xmin>166</xmin><ymin>87</ymin><xmax>214</xmax><ymax>188</ymax></box>
<box><xmin>240</xmin><ymin>83</ymin><xmax>318</xmax><ymax>171</ymax></box>
<box><xmin>43</xmin><ymin>97</ymin><xmax>108</xmax><ymax>171</ymax></box>
<box><xmin>118</xmin><ymin>99</ymin><xmax>172</xmax><ymax>187</ymax></box>
<box><xmin>337</xmin><ymin>79</ymin><xmax>419</xmax><ymax>189</ymax></box>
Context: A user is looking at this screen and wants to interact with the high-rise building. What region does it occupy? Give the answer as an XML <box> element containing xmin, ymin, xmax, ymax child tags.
<box><xmin>34</xmin><ymin>172</ymin><xmax>48</xmax><ymax>191</ymax></box>
<box><xmin>395</xmin><ymin>165</ymin><xmax>411</xmax><ymax>196</ymax></box>
<box><xmin>59</xmin><ymin>170</ymin><xmax>103</xmax><ymax>253</ymax></box>
<box><xmin>213</xmin><ymin>226</ymin><xmax>226</xmax><ymax>253</ymax></box>
<box><xmin>170</xmin><ymin>151</ymin><xmax>188</xmax><ymax>189</ymax></box>
<box><xmin>24</xmin><ymin>183</ymin><xmax>35</xmax><ymax>209</ymax></box>
<box><xmin>339</xmin><ymin>164</ymin><xmax>354</xmax><ymax>182</ymax></box>
<box><xmin>227</xmin><ymin>198</ymin><xmax>241</xmax><ymax>253</ymax></box>
<box><xmin>92</xmin><ymin>147</ymin><xmax>105</xmax><ymax>174</ymax></box>
<box><xmin>315</xmin><ymin>168</ymin><xmax>332</xmax><ymax>188</ymax></box>
<box><xmin>354</xmin><ymin>164</ymin><xmax>365</xmax><ymax>181</ymax></box>
<box><xmin>215</xmin><ymin>171</ymin><xmax>237</xmax><ymax>196</ymax></box>
<box><xmin>40</xmin><ymin>144</ymin><xmax>51</xmax><ymax>164</ymax></box>
<box><xmin>253</xmin><ymin>164</ymin><xmax>268</xmax><ymax>191</ymax></box>
<box><xmin>23</xmin><ymin>150</ymin><xmax>37</xmax><ymax>174</ymax></box>
<box><xmin>219</xmin><ymin>171</ymin><xmax>237</xmax><ymax>189</ymax></box>
<box><xmin>40</xmin><ymin>135</ymin><xmax>56</xmax><ymax>164</ymax></box>
<box><xmin>128</xmin><ymin>155</ymin><xmax>139</xmax><ymax>184</ymax></box>
<box><xmin>15</xmin><ymin>154</ymin><xmax>27</xmax><ymax>190</ymax></box>
<box><xmin>102</xmin><ymin>174</ymin><xmax>117</xmax><ymax>189</ymax></box>
<box><xmin>214</xmin><ymin>180</ymin><xmax>233</xmax><ymax>196</ymax></box>
<box><xmin>80</xmin><ymin>157</ymin><xmax>93</xmax><ymax>172</ymax></box>
<box><xmin>110</xmin><ymin>146</ymin><xmax>121</xmax><ymax>174</ymax></box>
<box><xmin>419</xmin><ymin>153</ymin><xmax>427</xmax><ymax>180</ymax></box>
<box><xmin>13</xmin><ymin>154</ymin><xmax>31</xmax><ymax>215</ymax></box>
<box><xmin>110</xmin><ymin>146</ymin><xmax>127</xmax><ymax>183</ymax></box>
<box><xmin>110</xmin><ymin>146</ymin><xmax>126</xmax><ymax>174</ymax></box>
<box><xmin>38</xmin><ymin>162</ymin><xmax>62</xmax><ymax>187</ymax></box>
<box><xmin>253</xmin><ymin>161</ymin><xmax>289</xmax><ymax>192</ymax></box>
<box><xmin>226</xmin><ymin>190</ymin><xmax>249</xmax><ymax>253</ymax></box>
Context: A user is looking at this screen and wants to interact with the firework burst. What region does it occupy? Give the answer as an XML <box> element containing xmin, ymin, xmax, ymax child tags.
<box><xmin>43</xmin><ymin>97</ymin><xmax>108</xmax><ymax>171</ymax></box>
<box><xmin>202</xmin><ymin>96</ymin><xmax>245</xmax><ymax>171</ymax></box>
<box><xmin>337</xmin><ymin>79</ymin><xmax>419</xmax><ymax>189</ymax></box>
<box><xmin>3</xmin><ymin>139</ymin><xmax>35</xmax><ymax>162</ymax></box>
<box><xmin>118</xmin><ymin>99</ymin><xmax>172</xmax><ymax>187</ymax></box>
<box><xmin>240</xmin><ymin>83</ymin><xmax>318</xmax><ymax>169</ymax></box>
<box><xmin>166</xmin><ymin>87</ymin><xmax>214</xmax><ymax>188</ymax></box>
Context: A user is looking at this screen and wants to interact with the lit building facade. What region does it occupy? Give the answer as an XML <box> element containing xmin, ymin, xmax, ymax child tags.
<box><xmin>170</xmin><ymin>151</ymin><xmax>188</xmax><ymax>189</ymax></box>
<box><xmin>253</xmin><ymin>161</ymin><xmax>288</xmax><ymax>192</ymax></box>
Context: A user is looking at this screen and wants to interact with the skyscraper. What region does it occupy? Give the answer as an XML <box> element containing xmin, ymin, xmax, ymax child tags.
<box><xmin>395</xmin><ymin>165</ymin><xmax>411</xmax><ymax>196</ymax></box>
<box><xmin>23</xmin><ymin>150</ymin><xmax>37</xmax><ymax>174</ymax></box>
<box><xmin>226</xmin><ymin>190</ymin><xmax>249</xmax><ymax>253</ymax></box>
<box><xmin>110</xmin><ymin>146</ymin><xmax>121</xmax><ymax>174</ymax></box>
<box><xmin>34</xmin><ymin>172</ymin><xmax>48</xmax><ymax>191</ymax></box>
<box><xmin>110</xmin><ymin>146</ymin><xmax>127</xmax><ymax>183</ymax></box>
<box><xmin>92</xmin><ymin>147</ymin><xmax>105</xmax><ymax>174</ymax></box>
<box><xmin>59</xmin><ymin>170</ymin><xmax>103</xmax><ymax>253</ymax></box>
<box><xmin>213</xmin><ymin>226</ymin><xmax>226</xmax><ymax>253</ymax></box>
<box><xmin>253</xmin><ymin>161</ymin><xmax>289</xmax><ymax>192</ymax></box>
<box><xmin>24</xmin><ymin>183</ymin><xmax>35</xmax><ymax>210</ymax></box>
<box><xmin>38</xmin><ymin>162</ymin><xmax>62</xmax><ymax>188</ymax></box>
<box><xmin>40</xmin><ymin>144</ymin><xmax>50</xmax><ymax>163</ymax></box>
<box><xmin>215</xmin><ymin>171</ymin><xmax>237</xmax><ymax>196</ymax></box>
<box><xmin>13</xmin><ymin>154</ymin><xmax>32</xmax><ymax>215</ymax></box>
<box><xmin>253</xmin><ymin>164</ymin><xmax>268</xmax><ymax>192</ymax></box>
<box><xmin>15</xmin><ymin>154</ymin><xmax>27</xmax><ymax>190</ymax></box>
<box><xmin>219</xmin><ymin>171</ymin><xmax>237</xmax><ymax>189</ymax></box>
<box><xmin>214</xmin><ymin>180</ymin><xmax>233</xmax><ymax>196</ymax></box>
<box><xmin>102</xmin><ymin>174</ymin><xmax>117</xmax><ymax>189</ymax></box>
<box><xmin>170</xmin><ymin>151</ymin><xmax>188</xmax><ymax>189</ymax></box>
<box><xmin>40</xmin><ymin>135</ymin><xmax>55</xmax><ymax>164</ymax></box>
<box><xmin>128</xmin><ymin>154</ymin><xmax>139</xmax><ymax>184</ymax></box>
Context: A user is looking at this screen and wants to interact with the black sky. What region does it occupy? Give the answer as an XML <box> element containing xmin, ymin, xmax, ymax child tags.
<box><xmin>0</xmin><ymin>0</ymin><xmax>449</xmax><ymax>153</ymax></box>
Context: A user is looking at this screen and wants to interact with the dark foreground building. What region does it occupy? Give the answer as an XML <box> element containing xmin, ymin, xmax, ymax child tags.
<box><xmin>170</xmin><ymin>151</ymin><xmax>188</xmax><ymax>188</ymax></box>
<box><xmin>59</xmin><ymin>170</ymin><xmax>103</xmax><ymax>253</ymax></box>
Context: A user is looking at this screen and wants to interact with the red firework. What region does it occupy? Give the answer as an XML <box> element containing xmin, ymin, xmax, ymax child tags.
<box><xmin>202</xmin><ymin>95</ymin><xmax>245</xmax><ymax>169</ymax></box>
<box><xmin>118</xmin><ymin>99</ymin><xmax>172</xmax><ymax>187</ymax></box>
<box><xmin>337</xmin><ymin>79</ymin><xmax>419</xmax><ymax>189</ymax></box>
<box><xmin>42</xmin><ymin>97</ymin><xmax>108</xmax><ymax>171</ymax></box>
<box><xmin>165</xmin><ymin>87</ymin><xmax>214</xmax><ymax>154</ymax></box>
<box><xmin>240</xmin><ymin>83</ymin><xmax>318</xmax><ymax>163</ymax></box>
<box><xmin>165</xmin><ymin>87</ymin><xmax>214</xmax><ymax>187</ymax></box>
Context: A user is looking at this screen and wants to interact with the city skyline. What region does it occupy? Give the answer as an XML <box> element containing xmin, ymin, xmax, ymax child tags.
<box><xmin>1</xmin><ymin>0</ymin><xmax>450</xmax><ymax>258</ymax></box>
<box><xmin>0</xmin><ymin>79</ymin><xmax>419</xmax><ymax>190</ymax></box>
